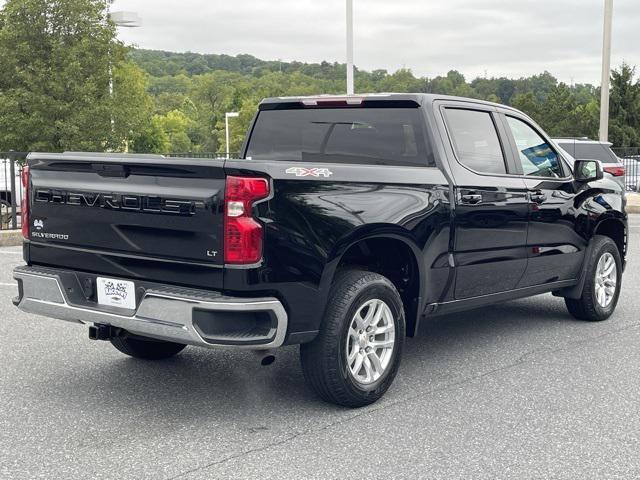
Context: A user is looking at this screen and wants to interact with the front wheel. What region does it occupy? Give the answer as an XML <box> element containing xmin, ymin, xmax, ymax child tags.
<box><xmin>565</xmin><ymin>235</ymin><xmax>622</xmax><ymax>321</ymax></box>
<box><xmin>300</xmin><ymin>269</ymin><xmax>405</xmax><ymax>408</ymax></box>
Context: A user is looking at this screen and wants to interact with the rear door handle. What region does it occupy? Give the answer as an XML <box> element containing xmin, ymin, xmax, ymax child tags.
<box><xmin>461</xmin><ymin>193</ymin><xmax>482</xmax><ymax>204</ymax></box>
<box><xmin>529</xmin><ymin>191</ymin><xmax>547</xmax><ymax>203</ymax></box>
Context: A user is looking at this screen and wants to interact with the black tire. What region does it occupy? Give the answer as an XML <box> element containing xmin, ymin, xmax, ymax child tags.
<box><xmin>300</xmin><ymin>269</ymin><xmax>405</xmax><ymax>408</ymax></box>
<box><xmin>565</xmin><ymin>235</ymin><xmax>622</xmax><ymax>321</ymax></box>
<box><xmin>110</xmin><ymin>334</ymin><xmax>187</xmax><ymax>360</ymax></box>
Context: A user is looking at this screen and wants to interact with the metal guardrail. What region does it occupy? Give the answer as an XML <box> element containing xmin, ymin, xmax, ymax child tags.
<box><xmin>623</xmin><ymin>157</ymin><xmax>640</xmax><ymax>192</ymax></box>
<box><xmin>1</xmin><ymin>152</ymin><xmax>28</xmax><ymax>231</ymax></box>
<box><xmin>612</xmin><ymin>147</ymin><xmax>640</xmax><ymax>192</ymax></box>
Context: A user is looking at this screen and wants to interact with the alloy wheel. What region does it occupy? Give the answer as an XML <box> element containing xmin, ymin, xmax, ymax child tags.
<box><xmin>345</xmin><ymin>298</ymin><xmax>396</xmax><ymax>385</ymax></box>
<box><xmin>594</xmin><ymin>252</ymin><xmax>617</xmax><ymax>308</ymax></box>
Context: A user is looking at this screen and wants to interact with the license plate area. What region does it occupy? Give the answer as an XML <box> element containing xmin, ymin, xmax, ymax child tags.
<box><xmin>96</xmin><ymin>277</ymin><xmax>136</xmax><ymax>310</ymax></box>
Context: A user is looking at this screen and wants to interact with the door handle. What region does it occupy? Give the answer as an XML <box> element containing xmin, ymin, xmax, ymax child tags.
<box><xmin>529</xmin><ymin>191</ymin><xmax>547</xmax><ymax>203</ymax></box>
<box><xmin>461</xmin><ymin>193</ymin><xmax>482</xmax><ymax>204</ymax></box>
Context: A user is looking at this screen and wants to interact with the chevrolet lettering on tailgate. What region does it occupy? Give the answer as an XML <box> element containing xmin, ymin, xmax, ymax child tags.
<box><xmin>34</xmin><ymin>189</ymin><xmax>200</xmax><ymax>216</ymax></box>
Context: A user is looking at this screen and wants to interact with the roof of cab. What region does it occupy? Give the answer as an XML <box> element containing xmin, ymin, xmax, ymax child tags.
<box><xmin>259</xmin><ymin>93</ymin><xmax>510</xmax><ymax>110</ymax></box>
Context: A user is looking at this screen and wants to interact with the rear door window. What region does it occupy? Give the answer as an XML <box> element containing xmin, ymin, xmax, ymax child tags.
<box><xmin>444</xmin><ymin>108</ymin><xmax>507</xmax><ymax>175</ymax></box>
<box><xmin>246</xmin><ymin>108</ymin><xmax>434</xmax><ymax>167</ymax></box>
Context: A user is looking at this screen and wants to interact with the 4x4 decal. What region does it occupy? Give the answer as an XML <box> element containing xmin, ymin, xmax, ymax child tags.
<box><xmin>285</xmin><ymin>167</ymin><xmax>333</xmax><ymax>178</ymax></box>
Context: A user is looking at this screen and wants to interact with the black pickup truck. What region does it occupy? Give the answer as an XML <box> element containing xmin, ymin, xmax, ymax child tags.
<box><xmin>13</xmin><ymin>94</ymin><xmax>627</xmax><ymax>407</ymax></box>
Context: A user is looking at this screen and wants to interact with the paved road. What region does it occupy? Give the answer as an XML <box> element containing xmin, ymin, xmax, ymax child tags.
<box><xmin>1</xmin><ymin>216</ymin><xmax>639</xmax><ymax>480</ymax></box>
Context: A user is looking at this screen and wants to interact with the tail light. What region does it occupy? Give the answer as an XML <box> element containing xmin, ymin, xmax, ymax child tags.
<box><xmin>21</xmin><ymin>165</ymin><xmax>30</xmax><ymax>239</ymax></box>
<box><xmin>603</xmin><ymin>166</ymin><xmax>625</xmax><ymax>177</ymax></box>
<box><xmin>224</xmin><ymin>176</ymin><xmax>270</xmax><ymax>264</ymax></box>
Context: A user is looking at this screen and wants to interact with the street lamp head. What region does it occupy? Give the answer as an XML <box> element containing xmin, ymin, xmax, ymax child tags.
<box><xmin>109</xmin><ymin>11</ymin><xmax>142</xmax><ymax>28</ymax></box>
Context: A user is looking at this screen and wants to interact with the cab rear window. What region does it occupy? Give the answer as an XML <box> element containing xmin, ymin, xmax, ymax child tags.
<box><xmin>246</xmin><ymin>108</ymin><xmax>434</xmax><ymax>167</ymax></box>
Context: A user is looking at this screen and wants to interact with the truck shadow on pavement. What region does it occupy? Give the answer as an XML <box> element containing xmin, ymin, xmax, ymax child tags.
<box><xmin>39</xmin><ymin>293</ymin><xmax>604</xmax><ymax>422</ymax></box>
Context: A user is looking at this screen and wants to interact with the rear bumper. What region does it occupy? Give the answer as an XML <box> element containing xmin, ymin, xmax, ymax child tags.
<box><xmin>13</xmin><ymin>265</ymin><xmax>288</xmax><ymax>350</ymax></box>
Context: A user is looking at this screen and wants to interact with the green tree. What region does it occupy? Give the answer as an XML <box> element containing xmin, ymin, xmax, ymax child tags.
<box><xmin>609</xmin><ymin>63</ymin><xmax>640</xmax><ymax>146</ymax></box>
<box><xmin>189</xmin><ymin>71</ymin><xmax>241</xmax><ymax>151</ymax></box>
<box><xmin>517</xmin><ymin>72</ymin><xmax>558</xmax><ymax>102</ymax></box>
<box><xmin>537</xmin><ymin>84</ymin><xmax>581</xmax><ymax>136</ymax></box>
<box><xmin>377</xmin><ymin>69</ymin><xmax>424</xmax><ymax>93</ymax></box>
<box><xmin>157</xmin><ymin>110</ymin><xmax>193</xmax><ymax>153</ymax></box>
<box><xmin>0</xmin><ymin>0</ymin><xmax>152</xmax><ymax>151</ymax></box>
<box><xmin>511</xmin><ymin>92</ymin><xmax>541</xmax><ymax>121</ymax></box>
<box><xmin>216</xmin><ymin>98</ymin><xmax>258</xmax><ymax>155</ymax></box>
<box><xmin>130</xmin><ymin>116</ymin><xmax>169</xmax><ymax>153</ymax></box>
<box><xmin>574</xmin><ymin>100</ymin><xmax>599</xmax><ymax>140</ymax></box>
<box><xmin>108</xmin><ymin>61</ymin><xmax>154</xmax><ymax>150</ymax></box>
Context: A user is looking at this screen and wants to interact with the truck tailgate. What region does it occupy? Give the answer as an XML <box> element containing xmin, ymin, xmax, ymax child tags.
<box><xmin>27</xmin><ymin>153</ymin><xmax>225</xmax><ymax>289</ymax></box>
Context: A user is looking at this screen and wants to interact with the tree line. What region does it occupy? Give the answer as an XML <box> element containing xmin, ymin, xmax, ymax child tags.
<box><xmin>1</xmin><ymin>0</ymin><xmax>639</xmax><ymax>155</ymax></box>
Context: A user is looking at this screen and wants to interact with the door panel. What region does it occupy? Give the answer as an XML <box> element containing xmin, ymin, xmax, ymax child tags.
<box><xmin>498</xmin><ymin>113</ymin><xmax>585</xmax><ymax>287</ymax></box>
<box><xmin>454</xmin><ymin>181</ymin><xmax>529</xmax><ymax>298</ymax></box>
<box><xmin>437</xmin><ymin>104</ymin><xmax>529</xmax><ymax>300</ymax></box>
<box><xmin>518</xmin><ymin>179</ymin><xmax>584</xmax><ymax>287</ymax></box>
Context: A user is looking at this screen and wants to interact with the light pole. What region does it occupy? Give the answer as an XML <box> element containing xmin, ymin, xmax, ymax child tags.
<box><xmin>599</xmin><ymin>0</ymin><xmax>613</xmax><ymax>142</ymax></box>
<box><xmin>225</xmin><ymin>112</ymin><xmax>240</xmax><ymax>159</ymax></box>
<box><xmin>107</xmin><ymin>9</ymin><xmax>140</xmax><ymax>144</ymax></box>
<box><xmin>346</xmin><ymin>0</ymin><xmax>354</xmax><ymax>95</ymax></box>
<box><xmin>108</xmin><ymin>12</ymin><xmax>141</xmax><ymax>99</ymax></box>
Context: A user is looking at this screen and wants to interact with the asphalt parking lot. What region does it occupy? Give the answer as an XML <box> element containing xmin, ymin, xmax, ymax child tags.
<box><xmin>1</xmin><ymin>216</ymin><xmax>639</xmax><ymax>480</ymax></box>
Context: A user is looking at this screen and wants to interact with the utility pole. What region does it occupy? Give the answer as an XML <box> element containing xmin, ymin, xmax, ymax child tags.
<box><xmin>346</xmin><ymin>0</ymin><xmax>354</xmax><ymax>95</ymax></box>
<box><xmin>599</xmin><ymin>0</ymin><xmax>613</xmax><ymax>142</ymax></box>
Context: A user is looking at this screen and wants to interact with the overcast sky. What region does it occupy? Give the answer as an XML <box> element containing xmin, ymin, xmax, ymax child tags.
<box><xmin>94</xmin><ymin>1</ymin><xmax>640</xmax><ymax>84</ymax></box>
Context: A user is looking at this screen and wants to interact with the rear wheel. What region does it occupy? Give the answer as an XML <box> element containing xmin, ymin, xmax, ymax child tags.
<box><xmin>110</xmin><ymin>334</ymin><xmax>187</xmax><ymax>360</ymax></box>
<box><xmin>300</xmin><ymin>269</ymin><xmax>405</xmax><ymax>408</ymax></box>
<box><xmin>565</xmin><ymin>235</ymin><xmax>622</xmax><ymax>321</ymax></box>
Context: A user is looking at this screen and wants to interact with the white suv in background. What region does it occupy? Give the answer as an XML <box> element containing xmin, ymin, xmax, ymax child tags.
<box><xmin>554</xmin><ymin>138</ymin><xmax>626</xmax><ymax>189</ymax></box>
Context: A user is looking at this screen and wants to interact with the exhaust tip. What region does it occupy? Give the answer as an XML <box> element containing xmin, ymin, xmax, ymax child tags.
<box><xmin>260</xmin><ymin>354</ymin><xmax>276</xmax><ymax>366</ymax></box>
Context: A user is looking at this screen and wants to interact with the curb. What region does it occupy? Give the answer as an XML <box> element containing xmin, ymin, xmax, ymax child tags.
<box><xmin>626</xmin><ymin>192</ymin><xmax>640</xmax><ymax>214</ymax></box>
<box><xmin>627</xmin><ymin>206</ymin><xmax>640</xmax><ymax>214</ymax></box>
<box><xmin>0</xmin><ymin>230</ymin><xmax>23</xmax><ymax>247</ymax></box>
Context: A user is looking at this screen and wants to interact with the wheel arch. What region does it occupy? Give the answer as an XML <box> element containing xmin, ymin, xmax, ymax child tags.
<box><xmin>320</xmin><ymin>226</ymin><xmax>425</xmax><ymax>337</ymax></box>
<box><xmin>555</xmin><ymin>215</ymin><xmax>627</xmax><ymax>300</ymax></box>
<box><xmin>593</xmin><ymin>215</ymin><xmax>627</xmax><ymax>259</ymax></box>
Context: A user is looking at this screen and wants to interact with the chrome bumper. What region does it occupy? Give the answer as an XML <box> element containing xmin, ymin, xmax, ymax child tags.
<box><xmin>13</xmin><ymin>266</ymin><xmax>288</xmax><ymax>349</ymax></box>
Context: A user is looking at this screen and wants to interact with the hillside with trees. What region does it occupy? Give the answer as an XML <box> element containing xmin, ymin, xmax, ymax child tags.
<box><xmin>130</xmin><ymin>48</ymin><xmax>640</xmax><ymax>155</ymax></box>
<box><xmin>0</xmin><ymin>0</ymin><xmax>151</xmax><ymax>152</ymax></box>
<box><xmin>1</xmin><ymin>0</ymin><xmax>639</xmax><ymax>155</ymax></box>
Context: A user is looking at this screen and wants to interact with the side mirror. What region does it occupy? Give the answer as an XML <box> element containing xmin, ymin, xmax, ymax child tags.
<box><xmin>574</xmin><ymin>159</ymin><xmax>603</xmax><ymax>182</ymax></box>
